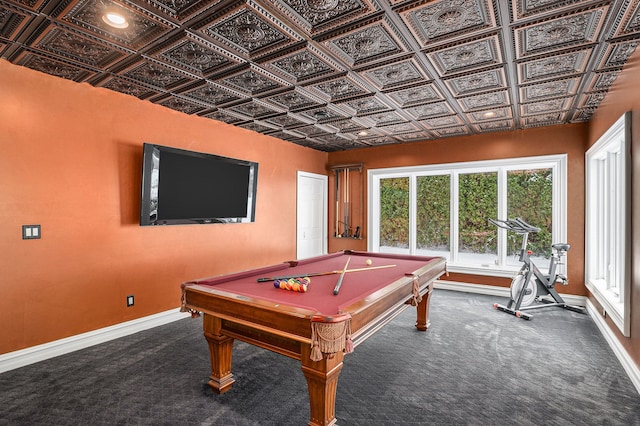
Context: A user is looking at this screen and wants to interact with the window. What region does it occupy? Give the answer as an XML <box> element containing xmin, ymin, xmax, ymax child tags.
<box><xmin>369</xmin><ymin>155</ymin><xmax>567</xmax><ymax>277</ymax></box>
<box><xmin>585</xmin><ymin>112</ymin><xmax>631</xmax><ymax>336</ymax></box>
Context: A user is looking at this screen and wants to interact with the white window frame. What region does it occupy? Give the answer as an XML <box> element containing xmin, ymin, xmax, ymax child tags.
<box><xmin>368</xmin><ymin>155</ymin><xmax>567</xmax><ymax>278</ymax></box>
<box><xmin>585</xmin><ymin>112</ymin><xmax>631</xmax><ymax>337</ymax></box>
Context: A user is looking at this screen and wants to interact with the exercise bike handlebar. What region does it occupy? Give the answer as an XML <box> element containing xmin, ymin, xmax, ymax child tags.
<box><xmin>488</xmin><ymin>218</ymin><xmax>541</xmax><ymax>234</ymax></box>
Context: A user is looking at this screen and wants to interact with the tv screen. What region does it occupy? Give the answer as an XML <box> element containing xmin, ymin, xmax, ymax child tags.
<box><xmin>140</xmin><ymin>143</ymin><xmax>258</xmax><ymax>225</ymax></box>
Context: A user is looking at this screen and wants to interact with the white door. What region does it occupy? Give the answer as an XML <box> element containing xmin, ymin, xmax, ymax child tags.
<box><xmin>297</xmin><ymin>171</ymin><xmax>328</xmax><ymax>259</ymax></box>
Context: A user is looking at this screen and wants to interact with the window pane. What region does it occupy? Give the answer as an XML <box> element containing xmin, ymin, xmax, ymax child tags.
<box><xmin>416</xmin><ymin>175</ymin><xmax>450</xmax><ymax>256</ymax></box>
<box><xmin>458</xmin><ymin>172</ymin><xmax>497</xmax><ymax>265</ymax></box>
<box><xmin>507</xmin><ymin>168</ymin><xmax>553</xmax><ymax>269</ymax></box>
<box><xmin>379</xmin><ymin>177</ymin><xmax>409</xmax><ymax>251</ymax></box>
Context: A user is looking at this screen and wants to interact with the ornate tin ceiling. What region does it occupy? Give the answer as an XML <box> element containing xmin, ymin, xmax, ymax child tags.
<box><xmin>2</xmin><ymin>0</ymin><xmax>640</xmax><ymax>151</ymax></box>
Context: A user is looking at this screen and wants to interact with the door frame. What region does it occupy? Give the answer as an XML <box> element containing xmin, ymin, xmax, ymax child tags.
<box><xmin>296</xmin><ymin>171</ymin><xmax>328</xmax><ymax>259</ymax></box>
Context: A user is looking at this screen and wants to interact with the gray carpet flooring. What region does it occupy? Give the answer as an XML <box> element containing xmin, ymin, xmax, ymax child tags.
<box><xmin>1</xmin><ymin>289</ymin><xmax>638</xmax><ymax>425</ymax></box>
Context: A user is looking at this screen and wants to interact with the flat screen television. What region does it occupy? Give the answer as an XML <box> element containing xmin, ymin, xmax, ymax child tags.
<box><xmin>140</xmin><ymin>143</ymin><xmax>258</xmax><ymax>225</ymax></box>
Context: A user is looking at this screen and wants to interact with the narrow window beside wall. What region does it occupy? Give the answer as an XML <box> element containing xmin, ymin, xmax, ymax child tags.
<box><xmin>585</xmin><ymin>112</ymin><xmax>631</xmax><ymax>337</ymax></box>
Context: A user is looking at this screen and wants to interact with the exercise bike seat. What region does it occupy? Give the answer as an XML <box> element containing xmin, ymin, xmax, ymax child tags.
<box><xmin>552</xmin><ymin>243</ymin><xmax>571</xmax><ymax>252</ymax></box>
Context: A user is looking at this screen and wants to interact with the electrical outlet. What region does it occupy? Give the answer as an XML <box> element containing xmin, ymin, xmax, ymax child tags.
<box><xmin>126</xmin><ymin>295</ymin><xmax>134</xmax><ymax>307</ymax></box>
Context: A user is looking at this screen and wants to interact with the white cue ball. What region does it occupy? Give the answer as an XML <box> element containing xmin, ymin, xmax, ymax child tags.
<box><xmin>366</xmin><ymin>259</ymin><xmax>372</xmax><ymax>266</ymax></box>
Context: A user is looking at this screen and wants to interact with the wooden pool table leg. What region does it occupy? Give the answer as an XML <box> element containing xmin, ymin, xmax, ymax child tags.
<box><xmin>202</xmin><ymin>314</ymin><xmax>235</xmax><ymax>394</ymax></box>
<box><xmin>301</xmin><ymin>346</ymin><xmax>344</xmax><ymax>426</ymax></box>
<box><xmin>415</xmin><ymin>282</ymin><xmax>435</xmax><ymax>331</ymax></box>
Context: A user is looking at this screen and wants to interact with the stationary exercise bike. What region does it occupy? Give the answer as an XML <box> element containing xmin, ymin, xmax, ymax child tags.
<box><xmin>489</xmin><ymin>218</ymin><xmax>585</xmax><ymax>320</ymax></box>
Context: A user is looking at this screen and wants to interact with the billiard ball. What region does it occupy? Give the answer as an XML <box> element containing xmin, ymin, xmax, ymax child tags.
<box><xmin>366</xmin><ymin>259</ymin><xmax>372</xmax><ymax>266</ymax></box>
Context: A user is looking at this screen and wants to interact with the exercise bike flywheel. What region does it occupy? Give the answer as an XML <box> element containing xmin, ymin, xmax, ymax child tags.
<box><xmin>510</xmin><ymin>274</ymin><xmax>537</xmax><ymax>306</ymax></box>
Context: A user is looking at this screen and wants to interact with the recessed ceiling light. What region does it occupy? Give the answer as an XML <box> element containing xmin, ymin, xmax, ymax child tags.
<box><xmin>358</xmin><ymin>130</ymin><xmax>368</xmax><ymax>137</ymax></box>
<box><xmin>483</xmin><ymin>111</ymin><xmax>497</xmax><ymax>118</ymax></box>
<box><xmin>102</xmin><ymin>11</ymin><xmax>128</xmax><ymax>29</ymax></box>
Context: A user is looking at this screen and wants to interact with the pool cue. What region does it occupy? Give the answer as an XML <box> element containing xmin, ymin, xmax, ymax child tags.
<box><xmin>256</xmin><ymin>263</ymin><xmax>396</xmax><ymax>282</ymax></box>
<box><xmin>333</xmin><ymin>257</ymin><xmax>351</xmax><ymax>295</ymax></box>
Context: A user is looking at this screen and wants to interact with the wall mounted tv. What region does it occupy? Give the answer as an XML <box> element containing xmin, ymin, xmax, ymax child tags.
<box><xmin>140</xmin><ymin>143</ymin><xmax>258</xmax><ymax>226</ymax></box>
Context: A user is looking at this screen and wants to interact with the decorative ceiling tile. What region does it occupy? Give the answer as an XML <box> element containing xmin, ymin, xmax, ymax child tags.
<box><xmin>609</xmin><ymin>0</ymin><xmax>640</xmax><ymax>38</ymax></box>
<box><xmin>58</xmin><ymin>0</ymin><xmax>175</xmax><ymax>49</ymax></box>
<box><xmin>202</xmin><ymin>108</ymin><xmax>246</xmax><ymax>124</ymax></box>
<box><xmin>238</xmin><ymin>120</ymin><xmax>279</xmax><ymax>133</ymax></box>
<box><xmin>0</xmin><ymin>4</ymin><xmax>34</xmax><ymax>39</ymax></box>
<box><xmin>120</xmin><ymin>58</ymin><xmax>195</xmax><ymax>89</ymax></box>
<box><xmin>472</xmin><ymin>119</ymin><xmax>514</xmax><ymax>132</ymax></box>
<box><xmin>444</xmin><ymin>67</ymin><xmax>507</xmax><ymax>97</ymax></box>
<box><xmin>466</xmin><ymin>106</ymin><xmax>512</xmax><ymax>122</ymax></box>
<box><xmin>264</xmin><ymin>112</ymin><xmax>311</xmax><ymax>128</ymax></box>
<box><xmin>147</xmin><ymin>33</ymin><xmax>242</xmax><ymax>77</ymax></box>
<box><xmin>521</xmin><ymin>97</ymin><xmax>572</xmax><ymax>116</ymax></box>
<box><xmin>193</xmin><ymin>0</ymin><xmax>302</xmax><ymax>59</ymax></box>
<box><xmin>262</xmin><ymin>45</ymin><xmax>342</xmax><ymax>82</ymax></box>
<box><xmin>576</xmin><ymin>91</ymin><xmax>606</xmax><ymax>109</ymax></box>
<box><xmin>404</xmin><ymin>101</ymin><xmax>453</xmax><ymax>119</ymax></box>
<box><xmin>266</xmin><ymin>129</ymin><xmax>307</xmax><ymax>141</ymax></box>
<box><xmin>98</xmin><ymin>75</ymin><xmax>161</xmax><ymax>98</ymax></box>
<box><xmin>322</xmin><ymin>17</ymin><xmax>409</xmax><ymax>66</ymax></box>
<box><xmin>177</xmin><ymin>81</ymin><xmax>245</xmax><ymax>106</ymax></box>
<box><xmin>361</xmin><ymin>57</ymin><xmax>429</xmax><ymax>90</ymax></box>
<box><xmin>306</xmin><ymin>75</ymin><xmax>369</xmax><ymax>101</ymax></box>
<box><xmin>517</xmin><ymin>49</ymin><xmax>591</xmax><ymax>84</ymax></box>
<box><xmin>399</xmin><ymin>0</ymin><xmax>497</xmax><ymax>47</ymax></box>
<box><xmin>358</xmin><ymin>135</ymin><xmax>400</xmax><ymax>146</ymax></box>
<box><xmin>513</xmin><ymin>7</ymin><xmax>608</xmax><ymax>59</ymax></box>
<box><xmin>361</xmin><ymin>110</ymin><xmax>407</xmax><ymax>126</ymax></box>
<box><xmin>127</xmin><ymin>0</ymin><xmax>219</xmax><ymax>22</ymax></box>
<box><xmin>217</xmin><ymin>64</ymin><xmax>289</xmax><ymax>96</ymax></box>
<box><xmin>511</xmin><ymin>0</ymin><xmax>586</xmax><ymax>22</ymax></box>
<box><xmin>523</xmin><ymin>112</ymin><xmax>566</xmax><ymax>127</ymax></box>
<box><xmin>458</xmin><ymin>90</ymin><xmax>509</xmax><ymax>111</ymax></box>
<box><xmin>29</xmin><ymin>24</ymin><xmax>127</xmax><ymax>69</ymax></box>
<box><xmin>262</xmin><ymin>87</ymin><xmax>323</xmax><ymax>110</ymax></box>
<box><xmin>13</xmin><ymin>50</ymin><xmax>94</xmax><ymax>81</ymax></box>
<box><xmin>584</xmin><ymin>70</ymin><xmax>621</xmax><ymax>92</ymax></box>
<box><xmin>572</xmin><ymin>108</ymin><xmax>596</xmax><ymax>122</ymax></box>
<box><xmin>394</xmin><ymin>131</ymin><xmax>433</xmax><ymax>142</ymax></box>
<box><xmin>385</xmin><ymin>83</ymin><xmax>444</xmax><ymax>107</ymax></box>
<box><xmin>292</xmin><ymin>123</ymin><xmax>337</xmax><ymax>137</ymax></box>
<box><xmin>4</xmin><ymin>0</ymin><xmax>640</xmax><ymax>151</ymax></box>
<box><xmin>426</xmin><ymin>34</ymin><xmax>503</xmax><ymax>77</ymax></box>
<box><xmin>519</xmin><ymin>78</ymin><xmax>579</xmax><ymax>102</ymax></box>
<box><xmin>323</xmin><ymin>118</ymin><xmax>369</xmax><ymax>133</ymax></box>
<box><xmin>337</xmin><ymin>94</ymin><xmax>391</xmax><ymax>115</ymax></box>
<box><xmin>272</xmin><ymin>0</ymin><xmax>374</xmax><ymax>35</ymax></box>
<box><xmin>420</xmin><ymin>114</ymin><xmax>464</xmax><ymax>129</ymax></box>
<box><xmin>379</xmin><ymin>121</ymin><xmax>422</xmax><ymax>134</ymax></box>
<box><xmin>297</xmin><ymin>104</ymin><xmax>350</xmax><ymax>122</ymax></box>
<box><xmin>227</xmin><ymin>98</ymin><xmax>282</xmax><ymax>118</ymax></box>
<box><xmin>158</xmin><ymin>95</ymin><xmax>206</xmax><ymax>114</ymax></box>
<box><xmin>597</xmin><ymin>40</ymin><xmax>640</xmax><ymax>69</ymax></box>
<box><xmin>430</xmin><ymin>124</ymin><xmax>469</xmax><ymax>137</ymax></box>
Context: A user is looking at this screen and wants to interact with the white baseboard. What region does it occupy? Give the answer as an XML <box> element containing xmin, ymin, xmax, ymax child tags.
<box><xmin>585</xmin><ymin>299</ymin><xmax>640</xmax><ymax>395</ymax></box>
<box><xmin>435</xmin><ymin>279</ymin><xmax>587</xmax><ymax>307</ymax></box>
<box><xmin>0</xmin><ymin>308</ymin><xmax>190</xmax><ymax>374</ymax></box>
<box><xmin>435</xmin><ymin>280</ymin><xmax>640</xmax><ymax>396</ymax></box>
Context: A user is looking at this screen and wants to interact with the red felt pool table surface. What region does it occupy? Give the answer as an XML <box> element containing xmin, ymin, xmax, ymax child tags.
<box><xmin>181</xmin><ymin>250</ymin><xmax>446</xmax><ymax>426</ymax></box>
<box><xmin>185</xmin><ymin>251</ymin><xmax>441</xmax><ymax>316</ymax></box>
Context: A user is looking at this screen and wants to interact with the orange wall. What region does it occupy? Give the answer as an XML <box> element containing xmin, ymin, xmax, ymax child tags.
<box><xmin>0</xmin><ymin>59</ymin><xmax>327</xmax><ymax>354</ymax></box>
<box><xmin>587</xmin><ymin>48</ymin><xmax>640</xmax><ymax>368</ymax></box>
<box><xmin>327</xmin><ymin>124</ymin><xmax>588</xmax><ymax>293</ymax></box>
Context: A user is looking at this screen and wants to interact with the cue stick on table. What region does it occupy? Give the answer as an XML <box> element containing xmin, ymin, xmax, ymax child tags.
<box><xmin>256</xmin><ymin>263</ymin><xmax>396</xmax><ymax>282</ymax></box>
<box><xmin>333</xmin><ymin>257</ymin><xmax>351</xmax><ymax>295</ymax></box>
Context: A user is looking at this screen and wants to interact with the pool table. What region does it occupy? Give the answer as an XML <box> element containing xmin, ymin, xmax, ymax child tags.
<box><xmin>181</xmin><ymin>250</ymin><xmax>446</xmax><ymax>426</ymax></box>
